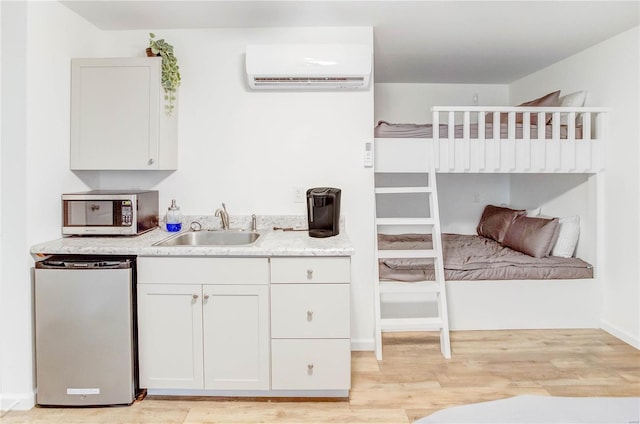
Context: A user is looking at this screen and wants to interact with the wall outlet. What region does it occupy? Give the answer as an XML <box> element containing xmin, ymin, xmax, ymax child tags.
<box><xmin>293</xmin><ymin>187</ymin><xmax>306</xmax><ymax>203</ymax></box>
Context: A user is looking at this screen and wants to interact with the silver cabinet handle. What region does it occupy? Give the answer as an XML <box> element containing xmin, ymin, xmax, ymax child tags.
<box><xmin>306</xmin><ymin>269</ymin><xmax>313</xmax><ymax>280</ymax></box>
<box><xmin>307</xmin><ymin>363</ymin><xmax>314</xmax><ymax>375</ymax></box>
<box><xmin>192</xmin><ymin>294</ymin><xmax>199</xmax><ymax>300</ymax></box>
<box><xmin>307</xmin><ymin>310</ymin><xmax>313</xmax><ymax>321</ymax></box>
<box><xmin>148</xmin><ymin>158</ymin><xmax>155</xmax><ymax>165</ymax></box>
<box><xmin>204</xmin><ymin>294</ymin><xmax>210</xmax><ymax>300</ymax></box>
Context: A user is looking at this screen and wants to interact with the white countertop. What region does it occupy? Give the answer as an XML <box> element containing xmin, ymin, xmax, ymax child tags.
<box><xmin>30</xmin><ymin>227</ymin><xmax>354</xmax><ymax>257</ymax></box>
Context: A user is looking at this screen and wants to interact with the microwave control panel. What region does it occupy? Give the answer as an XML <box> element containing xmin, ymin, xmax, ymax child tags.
<box><xmin>120</xmin><ymin>200</ymin><xmax>133</xmax><ymax>226</ymax></box>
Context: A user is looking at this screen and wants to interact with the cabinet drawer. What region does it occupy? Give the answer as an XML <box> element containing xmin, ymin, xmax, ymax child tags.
<box><xmin>138</xmin><ymin>257</ymin><xmax>269</xmax><ymax>284</ymax></box>
<box><xmin>271</xmin><ymin>339</ymin><xmax>350</xmax><ymax>390</ymax></box>
<box><xmin>271</xmin><ymin>284</ymin><xmax>349</xmax><ymax>338</ymax></box>
<box><xmin>270</xmin><ymin>257</ymin><xmax>350</xmax><ymax>284</ymax></box>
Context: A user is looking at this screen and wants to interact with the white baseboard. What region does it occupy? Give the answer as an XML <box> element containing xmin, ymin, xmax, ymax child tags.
<box><xmin>0</xmin><ymin>391</ymin><xmax>35</xmax><ymax>412</ymax></box>
<box><xmin>601</xmin><ymin>319</ymin><xmax>640</xmax><ymax>349</ymax></box>
<box><xmin>350</xmin><ymin>338</ymin><xmax>374</xmax><ymax>351</ymax></box>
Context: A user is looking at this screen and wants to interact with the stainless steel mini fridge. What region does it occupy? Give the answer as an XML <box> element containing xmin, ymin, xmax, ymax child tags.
<box><xmin>34</xmin><ymin>256</ymin><xmax>137</xmax><ymax>406</ymax></box>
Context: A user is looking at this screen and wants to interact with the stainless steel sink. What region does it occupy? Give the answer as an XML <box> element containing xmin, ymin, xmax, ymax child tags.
<box><xmin>154</xmin><ymin>230</ymin><xmax>263</xmax><ymax>247</ymax></box>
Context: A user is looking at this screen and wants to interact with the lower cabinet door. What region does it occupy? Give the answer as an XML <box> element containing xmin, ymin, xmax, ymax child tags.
<box><xmin>271</xmin><ymin>339</ymin><xmax>351</xmax><ymax>390</ymax></box>
<box><xmin>137</xmin><ymin>284</ymin><xmax>204</xmax><ymax>389</ymax></box>
<box><xmin>202</xmin><ymin>284</ymin><xmax>270</xmax><ymax>390</ymax></box>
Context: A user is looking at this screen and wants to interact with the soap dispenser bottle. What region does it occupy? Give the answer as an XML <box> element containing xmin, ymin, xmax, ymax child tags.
<box><xmin>165</xmin><ymin>199</ymin><xmax>182</xmax><ymax>232</ymax></box>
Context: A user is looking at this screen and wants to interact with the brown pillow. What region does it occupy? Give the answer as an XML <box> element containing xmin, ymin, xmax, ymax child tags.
<box><xmin>476</xmin><ymin>205</ymin><xmax>526</xmax><ymax>243</ymax></box>
<box><xmin>502</xmin><ymin>215</ymin><xmax>560</xmax><ymax>258</ymax></box>
<box><xmin>486</xmin><ymin>90</ymin><xmax>561</xmax><ymax>125</ymax></box>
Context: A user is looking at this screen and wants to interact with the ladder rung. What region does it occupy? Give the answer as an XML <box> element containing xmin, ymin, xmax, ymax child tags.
<box><xmin>380</xmin><ymin>281</ymin><xmax>443</xmax><ymax>294</ymax></box>
<box><xmin>380</xmin><ymin>317</ymin><xmax>444</xmax><ymax>332</ymax></box>
<box><xmin>376</xmin><ymin>217</ymin><xmax>436</xmax><ymax>226</ymax></box>
<box><xmin>375</xmin><ymin>186</ymin><xmax>434</xmax><ymax>194</ymax></box>
<box><xmin>377</xmin><ymin>249</ymin><xmax>437</xmax><ymax>259</ymax></box>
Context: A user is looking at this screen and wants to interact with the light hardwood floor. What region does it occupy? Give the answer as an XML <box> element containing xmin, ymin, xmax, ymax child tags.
<box><xmin>3</xmin><ymin>329</ymin><xmax>639</xmax><ymax>423</ymax></box>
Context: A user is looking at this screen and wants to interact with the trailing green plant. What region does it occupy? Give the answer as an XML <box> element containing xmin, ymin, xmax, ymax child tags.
<box><xmin>148</xmin><ymin>33</ymin><xmax>181</xmax><ymax>116</ymax></box>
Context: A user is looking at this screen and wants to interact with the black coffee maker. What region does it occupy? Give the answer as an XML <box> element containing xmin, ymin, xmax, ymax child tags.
<box><xmin>306</xmin><ymin>187</ymin><xmax>341</xmax><ymax>238</ymax></box>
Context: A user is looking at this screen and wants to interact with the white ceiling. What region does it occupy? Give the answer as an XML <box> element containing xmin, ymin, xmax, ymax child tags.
<box><xmin>61</xmin><ymin>0</ymin><xmax>640</xmax><ymax>84</ymax></box>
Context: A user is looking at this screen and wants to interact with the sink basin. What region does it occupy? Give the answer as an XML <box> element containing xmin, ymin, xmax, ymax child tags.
<box><xmin>154</xmin><ymin>230</ymin><xmax>263</xmax><ymax>247</ymax></box>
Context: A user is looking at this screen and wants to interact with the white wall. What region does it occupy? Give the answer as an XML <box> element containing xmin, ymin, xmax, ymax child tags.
<box><xmin>94</xmin><ymin>27</ymin><xmax>375</xmax><ymax>351</ymax></box>
<box><xmin>375</xmin><ymin>83</ymin><xmax>508</xmax><ymax>124</ymax></box>
<box><xmin>1</xmin><ymin>0</ymin><xmax>29</xmax><ymax>411</ymax></box>
<box><xmin>4</xmin><ymin>2</ymin><xmax>375</xmax><ymax>409</ymax></box>
<box><xmin>0</xmin><ymin>1</ymin><xmax>104</xmax><ymax>411</ymax></box>
<box><xmin>509</xmin><ymin>174</ymin><xmax>595</xmax><ymax>263</ymax></box>
<box><xmin>510</xmin><ymin>26</ymin><xmax>640</xmax><ymax>348</ymax></box>
<box><xmin>438</xmin><ymin>174</ymin><xmax>510</xmax><ymax>234</ymax></box>
<box><xmin>0</xmin><ymin>0</ymin><xmax>4</xmax><ymax>412</ymax></box>
<box><xmin>374</xmin><ymin>83</ymin><xmax>511</xmax><ymax>232</ymax></box>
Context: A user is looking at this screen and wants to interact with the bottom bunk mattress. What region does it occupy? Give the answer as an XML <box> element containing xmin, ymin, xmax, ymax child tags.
<box><xmin>378</xmin><ymin>233</ymin><xmax>593</xmax><ymax>281</ymax></box>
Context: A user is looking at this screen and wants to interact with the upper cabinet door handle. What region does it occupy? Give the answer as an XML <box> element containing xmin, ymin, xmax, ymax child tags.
<box><xmin>306</xmin><ymin>269</ymin><xmax>313</xmax><ymax>280</ymax></box>
<box><xmin>148</xmin><ymin>158</ymin><xmax>155</xmax><ymax>165</ymax></box>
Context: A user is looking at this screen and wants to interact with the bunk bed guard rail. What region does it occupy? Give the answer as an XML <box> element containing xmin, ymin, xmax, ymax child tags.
<box><xmin>374</xmin><ymin>106</ymin><xmax>609</xmax><ymax>173</ymax></box>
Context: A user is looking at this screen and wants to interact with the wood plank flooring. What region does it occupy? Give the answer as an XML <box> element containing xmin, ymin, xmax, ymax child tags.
<box><xmin>3</xmin><ymin>329</ymin><xmax>639</xmax><ymax>423</ymax></box>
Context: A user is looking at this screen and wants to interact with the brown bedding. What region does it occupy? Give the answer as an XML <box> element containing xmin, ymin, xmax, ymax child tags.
<box><xmin>378</xmin><ymin>233</ymin><xmax>593</xmax><ymax>282</ymax></box>
<box><xmin>374</xmin><ymin>121</ymin><xmax>584</xmax><ymax>140</ymax></box>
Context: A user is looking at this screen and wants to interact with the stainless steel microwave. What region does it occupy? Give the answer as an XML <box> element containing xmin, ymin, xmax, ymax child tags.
<box><xmin>62</xmin><ymin>190</ymin><xmax>159</xmax><ymax>236</ymax></box>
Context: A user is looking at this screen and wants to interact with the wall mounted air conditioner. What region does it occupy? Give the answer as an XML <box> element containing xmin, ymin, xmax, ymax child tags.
<box><xmin>245</xmin><ymin>44</ymin><xmax>372</xmax><ymax>90</ymax></box>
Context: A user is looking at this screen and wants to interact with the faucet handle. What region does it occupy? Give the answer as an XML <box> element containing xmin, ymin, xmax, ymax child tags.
<box><xmin>251</xmin><ymin>214</ymin><xmax>257</xmax><ymax>232</ymax></box>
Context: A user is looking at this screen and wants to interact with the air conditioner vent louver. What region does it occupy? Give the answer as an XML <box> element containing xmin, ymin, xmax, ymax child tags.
<box><xmin>253</xmin><ymin>76</ymin><xmax>365</xmax><ymax>87</ymax></box>
<box><xmin>246</xmin><ymin>44</ymin><xmax>371</xmax><ymax>90</ymax></box>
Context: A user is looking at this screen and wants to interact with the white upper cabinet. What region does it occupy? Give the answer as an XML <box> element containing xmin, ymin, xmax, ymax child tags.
<box><xmin>70</xmin><ymin>58</ymin><xmax>178</xmax><ymax>170</ymax></box>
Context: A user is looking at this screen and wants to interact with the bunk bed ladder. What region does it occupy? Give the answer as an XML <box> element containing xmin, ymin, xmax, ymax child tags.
<box><xmin>374</xmin><ymin>164</ymin><xmax>451</xmax><ymax>360</ymax></box>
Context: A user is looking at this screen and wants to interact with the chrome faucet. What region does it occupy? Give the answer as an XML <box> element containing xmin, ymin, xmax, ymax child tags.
<box><xmin>215</xmin><ymin>203</ymin><xmax>230</xmax><ymax>230</ymax></box>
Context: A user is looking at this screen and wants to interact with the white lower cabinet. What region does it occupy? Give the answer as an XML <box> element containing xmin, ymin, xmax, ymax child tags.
<box><xmin>137</xmin><ymin>283</ymin><xmax>204</xmax><ymax>389</ymax></box>
<box><xmin>270</xmin><ymin>257</ymin><xmax>351</xmax><ymax>393</ymax></box>
<box><xmin>202</xmin><ymin>284</ymin><xmax>269</xmax><ymax>390</ymax></box>
<box><xmin>137</xmin><ymin>257</ymin><xmax>270</xmax><ymax>391</ymax></box>
<box><xmin>137</xmin><ymin>255</ymin><xmax>351</xmax><ymax>396</ymax></box>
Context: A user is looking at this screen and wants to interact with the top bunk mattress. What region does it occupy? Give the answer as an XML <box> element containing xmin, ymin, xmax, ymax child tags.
<box><xmin>375</xmin><ymin>121</ymin><xmax>584</xmax><ymax>140</ymax></box>
<box><xmin>378</xmin><ymin>233</ymin><xmax>593</xmax><ymax>282</ymax></box>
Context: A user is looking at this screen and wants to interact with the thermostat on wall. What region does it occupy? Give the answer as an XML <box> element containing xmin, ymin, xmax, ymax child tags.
<box><xmin>364</xmin><ymin>141</ymin><xmax>373</xmax><ymax>168</ymax></box>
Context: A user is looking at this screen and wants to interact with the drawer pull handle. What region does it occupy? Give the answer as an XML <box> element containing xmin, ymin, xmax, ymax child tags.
<box><xmin>307</xmin><ymin>269</ymin><xmax>313</xmax><ymax>280</ymax></box>
<box><xmin>307</xmin><ymin>310</ymin><xmax>313</xmax><ymax>321</ymax></box>
<box><xmin>204</xmin><ymin>294</ymin><xmax>210</xmax><ymax>300</ymax></box>
<box><xmin>192</xmin><ymin>294</ymin><xmax>199</xmax><ymax>300</ymax></box>
<box><xmin>307</xmin><ymin>363</ymin><xmax>314</xmax><ymax>375</ymax></box>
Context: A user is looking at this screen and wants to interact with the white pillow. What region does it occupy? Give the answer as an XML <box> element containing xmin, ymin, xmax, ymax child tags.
<box><xmin>526</xmin><ymin>207</ymin><xmax>541</xmax><ymax>217</ymax></box>
<box><xmin>560</xmin><ymin>91</ymin><xmax>588</xmax><ymax>107</ymax></box>
<box><xmin>550</xmin><ymin>215</ymin><xmax>580</xmax><ymax>258</ymax></box>
<box><xmin>559</xmin><ymin>91</ymin><xmax>588</xmax><ymax>125</ymax></box>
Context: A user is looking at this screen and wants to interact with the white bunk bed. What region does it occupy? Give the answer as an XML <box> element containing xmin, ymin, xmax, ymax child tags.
<box><xmin>375</xmin><ymin>106</ymin><xmax>609</xmax><ymax>173</ymax></box>
<box><xmin>373</xmin><ymin>104</ymin><xmax>609</xmax><ymax>358</ymax></box>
